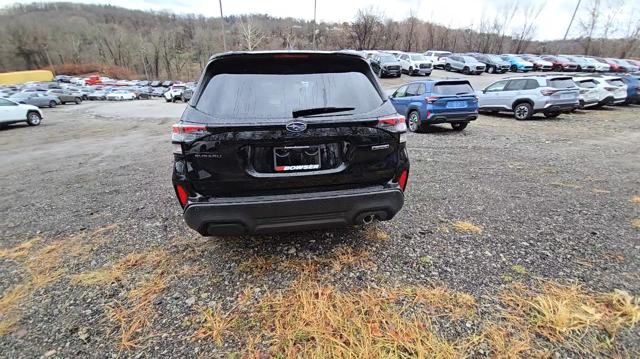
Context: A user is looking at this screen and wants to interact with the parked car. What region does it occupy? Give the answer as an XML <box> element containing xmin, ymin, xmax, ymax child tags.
<box><xmin>106</xmin><ymin>90</ymin><xmax>136</xmax><ymax>101</ymax></box>
<box><xmin>444</xmin><ymin>55</ymin><xmax>485</xmax><ymax>75</ymax></box>
<box><xmin>164</xmin><ymin>84</ymin><xmax>187</xmax><ymax>102</ymax></box>
<box><xmin>172</xmin><ymin>51</ymin><xmax>409</xmax><ymax>236</ymax></box>
<box><xmin>624</xmin><ymin>59</ymin><xmax>640</xmax><ymax>68</ymax></box>
<box><xmin>152</xmin><ymin>87</ymin><xmax>167</xmax><ymax>97</ymax></box>
<box><xmin>87</xmin><ymin>90</ymin><xmax>107</xmax><ymax>100</ymax></box>
<box><xmin>477</xmin><ymin>75</ymin><xmax>579</xmax><ymax>120</ymax></box>
<box><xmin>559</xmin><ymin>55</ymin><xmax>596</xmax><ymax>72</ymax></box>
<box><xmin>520</xmin><ymin>55</ymin><xmax>553</xmax><ymax>71</ymax></box>
<box><xmin>600</xmin><ymin>76</ymin><xmax>628</xmax><ymax>104</ymax></box>
<box><xmin>384</xmin><ymin>50</ymin><xmax>403</xmax><ymax>59</ymax></box>
<box><xmin>612</xmin><ymin>59</ymin><xmax>639</xmax><ymax>73</ymax></box>
<box><xmin>579</xmin><ymin>57</ymin><xmax>611</xmax><ymax>72</ymax></box>
<box><xmin>500</xmin><ymin>54</ymin><xmax>534</xmax><ymax>72</ymax></box>
<box><xmin>0</xmin><ymin>98</ymin><xmax>44</xmax><ymax>126</ymax></box>
<box><xmin>370</xmin><ymin>53</ymin><xmax>402</xmax><ymax>78</ymax></box>
<box><xmin>470</xmin><ymin>54</ymin><xmax>510</xmax><ymax>73</ymax></box>
<box><xmin>398</xmin><ymin>53</ymin><xmax>432</xmax><ymax>76</ymax></box>
<box><xmin>620</xmin><ymin>74</ymin><xmax>640</xmax><ymax>104</ymax></box>
<box><xmin>540</xmin><ymin>55</ymin><xmax>578</xmax><ymax>72</ymax></box>
<box><xmin>573</xmin><ymin>77</ymin><xmax>613</xmax><ymax>108</ymax></box>
<box><xmin>593</xmin><ymin>57</ymin><xmax>626</xmax><ymax>72</ymax></box>
<box><xmin>46</xmin><ymin>89</ymin><xmax>82</xmax><ymax>104</ymax></box>
<box><xmin>423</xmin><ymin>50</ymin><xmax>451</xmax><ymax>69</ymax></box>
<box><xmin>389</xmin><ymin>79</ymin><xmax>477</xmax><ymax>132</ymax></box>
<box><xmin>9</xmin><ymin>92</ymin><xmax>61</xmax><ymax>108</ymax></box>
<box><xmin>181</xmin><ymin>87</ymin><xmax>195</xmax><ymax>102</ymax></box>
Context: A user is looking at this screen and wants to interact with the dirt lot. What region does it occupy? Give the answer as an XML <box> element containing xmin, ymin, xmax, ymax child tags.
<box><xmin>1</xmin><ymin>72</ymin><xmax>639</xmax><ymax>358</ymax></box>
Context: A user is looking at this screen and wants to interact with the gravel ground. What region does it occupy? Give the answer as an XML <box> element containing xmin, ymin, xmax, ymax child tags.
<box><xmin>1</xmin><ymin>78</ymin><xmax>639</xmax><ymax>357</ymax></box>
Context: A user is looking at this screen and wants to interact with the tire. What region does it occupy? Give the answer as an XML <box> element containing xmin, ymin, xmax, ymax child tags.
<box><xmin>487</xmin><ymin>66</ymin><xmax>495</xmax><ymax>74</ymax></box>
<box><xmin>510</xmin><ymin>65</ymin><xmax>518</xmax><ymax>72</ymax></box>
<box><xmin>462</xmin><ymin>67</ymin><xmax>470</xmax><ymax>75</ymax></box>
<box><xmin>444</xmin><ymin>64</ymin><xmax>451</xmax><ymax>71</ymax></box>
<box><xmin>165</xmin><ymin>98</ymin><xmax>171</xmax><ymax>103</ymax></box>
<box><xmin>75</xmin><ymin>98</ymin><xmax>81</xmax><ymax>105</ymax></box>
<box><xmin>513</xmin><ymin>102</ymin><xmax>533</xmax><ymax>120</ymax></box>
<box><xmin>576</xmin><ymin>66</ymin><xmax>582</xmax><ymax>72</ymax></box>
<box><xmin>407</xmin><ymin>110</ymin><xmax>422</xmax><ymax>133</ymax></box>
<box><xmin>451</xmin><ymin>122</ymin><xmax>468</xmax><ymax>131</ymax></box>
<box><xmin>48</xmin><ymin>101</ymin><xmax>57</xmax><ymax>108</ymax></box>
<box><xmin>408</xmin><ymin>66</ymin><xmax>414</xmax><ymax>76</ymax></box>
<box><xmin>26</xmin><ymin>111</ymin><xmax>41</xmax><ymax>126</ymax></box>
<box><xmin>396</xmin><ymin>74</ymin><xmax>401</xmax><ymax>78</ymax></box>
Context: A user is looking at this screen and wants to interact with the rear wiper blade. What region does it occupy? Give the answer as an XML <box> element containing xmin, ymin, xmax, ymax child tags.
<box><xmin>456</xmin><ymin>92</ymin><xmax>472</xmax><ymax>95</ymax></box>
<box><xmin>292</xmin><ymin>107</ymin><xmax>355</xmax><ymax>118</ymax></box>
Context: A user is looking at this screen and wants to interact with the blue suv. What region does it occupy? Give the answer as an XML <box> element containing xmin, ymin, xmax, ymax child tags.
<box><xmin>389</xmin><ymin>79</ymin><xmax>478</xmax><ymax>132</ymax></box>
<box><xmin>500</xmin><ymin>54</ymin><xmax>534</xmax><ymax>72</ymax></box>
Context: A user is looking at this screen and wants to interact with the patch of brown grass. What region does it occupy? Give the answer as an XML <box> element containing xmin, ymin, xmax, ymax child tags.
<box><xmin>236</xmin><ymin>256</ymin><xmax>276</xmax><ymax>277</ymax></box>
<box><xmin>467</xmin><ymin>324</ymin><xmax>533</xmax><ymax>358</ymax></box>
<box><xmin>631</xmin><ymin>196</ymin><xmax>640</xmax><ymax>204</ymax></box>
<box><xmin>328</xmin><ymin>246</ymin><xmax>373</xmax><ymax>272</ymax></box>
<box><xmin>0</xmin><ymin>238</ymin><xmax>40</xmax><ymax>260</ymax></box>
<box><xmin>452</xmin><ymin>221</ymin><xmax>483</xmax><ymax>234</ymax></box>
<box><xmin>631</xmin><ymin>218</ymin><xmax>640</xmax><ymax>229</ymax></box>
<box><xmin>364</xmin><ymin>226</ymin><xmax>390</xmax><ymax>241</ymax></box>
<box><xmin>72</xmin><ymin>250</ymin><xmax>168</xmax><ymax>285</ymax></box>
<box><xmin>406</xmin><ymin>286</ymin><xmax>477</xmax><ymax>319</ymax></box>
<box><xmin>193</xmin><ymin>305</ymin><xmax>238</xmax><ymax>347</ymax></box>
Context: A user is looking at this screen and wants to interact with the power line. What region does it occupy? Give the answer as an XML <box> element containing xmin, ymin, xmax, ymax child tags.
<box><xmin>219</xmin><ymin>0</ymin><xmax>227</xmax><ymax>51</ymax></box>
<box><xmin>563</xmin><ymin>0</ymin><xmax>582</xmax><ymax>40</ymax></box>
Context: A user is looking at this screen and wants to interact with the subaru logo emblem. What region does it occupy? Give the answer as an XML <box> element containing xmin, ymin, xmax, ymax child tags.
<box><xmin>286</xmin><ymin>121</ymin><xmax>307</xmax><ymax>133</ymax></box>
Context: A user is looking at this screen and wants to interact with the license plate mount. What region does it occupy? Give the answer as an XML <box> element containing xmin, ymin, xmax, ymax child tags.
<box><xmin>447</xmin><ymin>101</ymin><xmax>467</xmax><ymax>109</ymax></box>
<box><xmin>274</xmin><ymin>146</ymin><xmax>321</xmax><ymax>172</ymax></box>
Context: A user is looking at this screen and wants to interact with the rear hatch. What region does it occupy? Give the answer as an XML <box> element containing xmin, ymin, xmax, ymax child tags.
<box><xmin>428</xmin><ymin>81</ymin><xmax>478</xmax><ymax>114</ymax></box>
<box><xmin>545</xmin><ymin>77</ymin><xmax>580</xmax><ymax>104</ymax></box>
<box><xmin>174</xmin><ymin>52</ymin><xmax>407</xmax><ymax>198</ymax></box>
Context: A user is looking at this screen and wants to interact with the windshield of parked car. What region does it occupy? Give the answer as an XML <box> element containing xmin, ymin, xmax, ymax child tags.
<box><xmin>197</xmin><ymin>72</ymin><xmax>382</xmax><ymax>120</ymax></box>
<box><xmin>410</xmin><ymin>54</ymin><xmax>427</xmax><ymax>61</ymax></box>
<box><xmin>432</xmin><ymin>82</ymin><xmax>474</xmax><ymax>95</ymax></box>
<box><xmin>462</xmin><ymin>56</ymin><xmax>477</xmax><ymax>63</ymax></box>
<box><xmin>557</xmin><ymin>56</ymin><xmax>572</xmax><ymax>62</ymax></box>
<box><xmin>379</xmin><ymin>55</ymin><xmax>396</xmax><ymax>62</ymax></box>
<box><xmin>576</xmin><ymin>80</ymin><xmax>597</xmax><ymax>88</ymax></box>
<box><xmin>606</xmin><ymin>79</ymin><xmax>625</xmax><ymax>86</ymax></box>
<box><xmin>548</xmin><ymin>78</ymin><xmax>576</xmax><ymax>88</ymax></box>
<box><xmin>486</xmin><ymin>54</ymin><xmax>504</xmax><ymax>62</ymax></box>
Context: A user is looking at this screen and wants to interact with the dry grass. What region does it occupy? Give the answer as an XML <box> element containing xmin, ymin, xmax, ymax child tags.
<box><xmin>364</xmin><ymin>226</ymin><xmax>390</xmax><ymax>241</ymax></box>
<box><xmin>468</xmin><ymin>324</ymin><xmax>533</xmax><ymax>358</ymax></box>
<box><xmin>193</xmin><ymin>305</ymin><xmax>238</xmax><ymax>347</ymax></box>
<box><xmin>631</xmin><ymin>196</ymin><xmax>640</xmax><ymax>204</ymax></box>
<box><xmin>328</xmin><ymin>246</ymin><xmax>372</xmax><ymax>272</ymax></box>
<box><xmin>73</xmin><ymin>250</ymin><xmax>169</xmax><ymax>285</ymax></box>
<box><xmin>0</xmin><ymin>238</ymin><xmax>40</xmax><ymax>260</ymax></box>
<box><xmin>631</xmin><ymin>218</ymin><xmax>640</xmax><ymax>229</ymax></box>
<box><xmin>452</xmin><ymin>221</ymin><xmax>483</xmax><ymax>234</ymax></box>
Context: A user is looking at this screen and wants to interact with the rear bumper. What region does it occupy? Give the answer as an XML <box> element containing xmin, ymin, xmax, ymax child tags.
<box><xmin>183</xmin><ymin>186</ymin><xmax>405</xmax><ymax>236</ymax></box>
<box><xmin>425</xmin><ymin>111</ymin><xmax>478</xmax><ymax>124</ymax></box>
<box><xmin>541</xmin><ymin>103</ymin><xmax>578</xmax><ymax>113</ymax></box>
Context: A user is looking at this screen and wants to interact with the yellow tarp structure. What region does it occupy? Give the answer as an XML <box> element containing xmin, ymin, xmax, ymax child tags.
<box><xmin>0</xmin><ymin>70</ymin><xmax>54</xmax><ymax>85</ymax></box>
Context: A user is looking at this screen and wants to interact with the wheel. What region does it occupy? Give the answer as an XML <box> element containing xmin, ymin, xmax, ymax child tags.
<box><xmin>513</xmin><ymin>102</ymin><xmax>533</xmax><ymax>120</ymax></box>
<box><xmin>26</xmin><ymin>111</ymin><xmax>41</xmax><ymax>126</ymax></box>
<box><xmin>424</xmin><ymin>72</ymin><xmax>431</xmax><ymax>77</ymax></box>
<box><xmin>487</xmin><ymin>66</ymin><xmax>495</xmax><ymax>74</ymax></box>
<box><xmin>444</xmin><ymin>64</ymin><xmax>451</xmax><ymax>71</ymax></box>
<box><xmin>378</xmin><ymin>68</ymin><xmax>383</xmax><ymax>78</ymax></box>
<box><xmin>48</xmin><ymin>101</ymin><xmax>57</xmax><ymax>108</ymax></box>
<box><xmin>396</xmin><ymin>73</ymin><xmax>401</xmax><ymax>78</ymax></box>
<box><xmin>165</xmin><ymin>98</ymin><xmax>171</xmax><ymax>103</ymax></box>
<box><xmin>82</xmin><ymin>95</ymin><xmax>88</xmax><ymax>100</ymax></box>
<box><xmin>408</xmin><ymin>66</ymin><xmax>414</xmax><ymax>76</ymax></box>
<box><xmin>462</xmin><ymin>67</ymin><xmax>470</xmax><ymax>75</ymax></box>
<box><xmin>576</xmin><ymin>66</ymin><xmax>582</xmax><ymax>72</ymax></box>
<box><xmin>451</xmin><ymin>122</ymin><xmax>468</xmax><ymax>131</ymax></box>
<box><xmin>75</xmin><ymin>98</ymin><xmax>81</xmax><ymax>104</ymax></box>
<box><xmin>544</xmin><ymin>112</ymin><xmax>560</xmax><ymax>118</ymax></box>
<box><xmin>510</xmin><ymin>65</ymin><xmax>517</xmax><ymax>72</ymax></box>
<box><xmin>407</xmin><ymin>110</ymin><xmax>422</xmax><ymax>133</ymax></box>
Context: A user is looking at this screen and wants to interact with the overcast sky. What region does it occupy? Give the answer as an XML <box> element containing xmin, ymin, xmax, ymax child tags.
<box><xmin>0</xmin><ymin>0</ymin><xmax>637</xmax><ymax>41</ymax></box>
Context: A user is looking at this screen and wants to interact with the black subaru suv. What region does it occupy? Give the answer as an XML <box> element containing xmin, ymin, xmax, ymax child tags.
<box><xmin>172</xmin><ymin>51</ymin><xmax>410</xmax><ymax>236</ymax></box>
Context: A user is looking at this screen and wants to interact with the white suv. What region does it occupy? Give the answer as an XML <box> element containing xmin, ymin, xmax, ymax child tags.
<box><xmin>477</xmin><ymin>75</ymin><xmax>580</xmax><ymax>120</ymax></box>
<box><xmin>0</xmin><ymin>98</ymin><xmax>43</xmax><ymax>126</ymax></box>
<box><xmin>573</xmin><ymin>76</ymin><xmax>626</xmax><ymax>108</ymax></box>
<box><xmin>423</xmin><ymin>50</ymin><xmax>451</xmax><ymax>69</ymax></box>
<box><xmin>164</xmin><ymin>85</ymin><xmax>187</xmax><ymax>102</ymax></box>
<box><xmin>398</xmin><ymin>53</ymin><xmax>433</xmax><ymax>76</ymax></box>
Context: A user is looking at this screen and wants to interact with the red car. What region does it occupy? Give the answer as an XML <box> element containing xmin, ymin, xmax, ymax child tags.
<box><xmin>541</xmin><ymin>55</ymin><xmax>578</xmax><ymax>72</ymax></box>
<box><xmin>594</xmin><ymin>57</ymin><xmax>626</xmax><ymax>72</ymax></box>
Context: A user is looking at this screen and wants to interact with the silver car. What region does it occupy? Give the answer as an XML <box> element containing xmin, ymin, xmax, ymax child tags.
<box><xmin>444</xmin><ymin>55</ymin><xmax>486</xmax><ymax>75</ymax></box>
<box><xmin>9</xmin><ymin>92</ymin><xmax>62</xmax><ymax>108</ymax></box>
<box><xmin>477</xmin><ymin>75</ymin><xmax>580</xmax><ymax>120</ymax></box>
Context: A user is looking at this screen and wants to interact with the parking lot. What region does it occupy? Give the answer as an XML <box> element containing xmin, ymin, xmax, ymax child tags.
<box><xmin>1</xmin><ymin>70</ymin><xmax>639</xmax><ymax>357</ymax></box>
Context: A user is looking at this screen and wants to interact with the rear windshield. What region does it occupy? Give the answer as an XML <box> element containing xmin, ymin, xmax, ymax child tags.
<box><xmin>196</xmin><ymin>72</ymin><xmax>382</xmax><ymax>120</ymax></box>
<box><xmin>577</xmin><ymin>80</ymin><xmax>597</xmax><ymax>88</ymax></box>
<box><xmin>433</xmin><ymin>82</ymin><xmax>474</xmax><ymax>95</ymax></box>
<box><xmin>606</xmin><ymin>79</ymin><xmax>625</xmax><ymax>87</ymax></box>
<box><xmin>547</xmin><ymin>78</ymin><xmax>576</xmax><ymax>89</ymax></box>
<box><xmin>410</xmin><ymin>54</ymin><xmax>427</xmax><ymax>61</ymax></box>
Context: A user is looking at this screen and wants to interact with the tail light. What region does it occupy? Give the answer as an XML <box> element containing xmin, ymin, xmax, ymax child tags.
<box><xmin>172</xmin><ymin>123</ymin><xmax>207</xmax><ymax>153</ymax></box>
<box><xmin>397</xmin><ymin>169</ymin><xmax>409</xmax><ymax>191</ymax></box>
<box><xmin>377</xmin><ymin>115</ymin><xmax>407</xmax><ymax>133</ymax></box>
<box><xmin>174</xmin><ymin>184</ymin><xmax>189</xmax><ymax>207</ymax></box>
<box><xmin>540</xmin><ymin>88</ymin><xmax>559</xmax><ymax>96</ymax></box>
<box><xmin>425</xmin><ymin>96</ymin><xmax>439</xmax><ymax>104</ymax></box>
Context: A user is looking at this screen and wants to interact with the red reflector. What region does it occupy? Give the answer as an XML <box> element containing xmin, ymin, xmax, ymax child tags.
<box><xmin>378</xmin><ymin>116</ymin><xmax>405</xmax><ymax>126</ymax></box>
<box><xmin>398</xmin><ymin>169</ymin><xmax>409</xmax><ymax>191</ymax></box>
<box><xmin>172</xmin><ymin>124</ymin><xmax>206</xmax><ymax>134</ymax></box>
<box><xmin>272</xmin><ymin>54</ymin><xmax>309</xmax><ymax>59</ymax></box>
<box><xmin>425</xmin><ymin>96</ymin><xmax>438</xmax><ymax>104</ymax></box>
<box><xmin>175</xmin><ymin>184</ymin><xmax>188</xmax><ymax>207</ymax></box>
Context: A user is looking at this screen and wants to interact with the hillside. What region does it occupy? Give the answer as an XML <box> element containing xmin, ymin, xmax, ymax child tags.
<box><xmin>0</xmin><ymin>2</ymin><xmax>637</xmax><ymax>80</ymax></box>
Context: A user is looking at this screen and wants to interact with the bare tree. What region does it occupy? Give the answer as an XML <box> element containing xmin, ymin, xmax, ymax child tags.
<box><xmin>350</xmin><ymin>7</ymin><xmax>384</xmax><ymax>50</ymax></box>
<box><xmin>402</xmin><ymin>10</ymin><xmax>419</xmax><ymax>52</ymax></box>
<box><xmin>512</xmin><ymin>2</ymin><xmax>546</xmax><ymax>53</ymax></box>
<box><xmin>240</xmin><ymin>17</ymin><xmax>265</xmax><ymax>51</ymax></box>
<box><xmin>578</xmin><ymin>0</ymin><xmax>601</xmax><ymax>55</ymax></box>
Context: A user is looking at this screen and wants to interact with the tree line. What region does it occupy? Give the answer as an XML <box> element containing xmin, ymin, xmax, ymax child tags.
<box><xmin>0</xmin><ymin>1</ymin><xmax>637</xmax><ymax>80</ymax></box>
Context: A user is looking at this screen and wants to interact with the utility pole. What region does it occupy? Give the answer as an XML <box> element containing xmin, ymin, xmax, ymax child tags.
<box><xmin>219</xmin><ymin>0</ymin><xmax>227</xmax><ymax>51</ymax></box>
<box><xmin>312</xmin><ymin>0</ymin><xmax>317</xmax><ymax>49</ymax></box>
<box><xmin>42</xmin><ymin>43</ymin><xmax>55</xmax><ymax>76</ymax></box>
<box><xmin>563</xmin><ymin>0</ymin><xmax>582</xmax><ymax>40</ymax></box>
